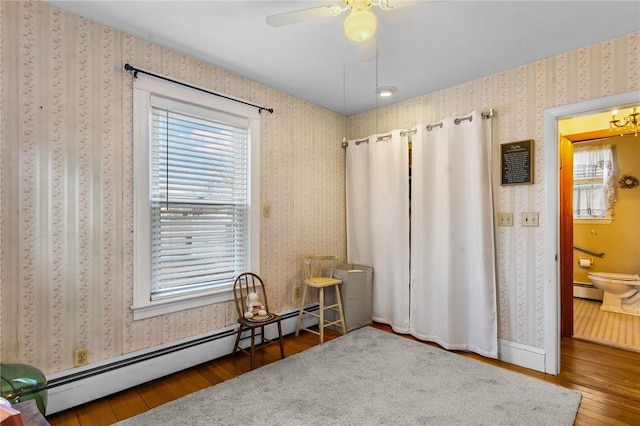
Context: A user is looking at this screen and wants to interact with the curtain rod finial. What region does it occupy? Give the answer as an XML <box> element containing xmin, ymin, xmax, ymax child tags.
<box><xmin>124</xmin><ymin>63</ymin><xmax>138</xmax><ymax>78</ymax></box>
<box><xmin>482</xmin><ymin>108</ymin><xmax>495</xmax><ymax>119</ymax></box>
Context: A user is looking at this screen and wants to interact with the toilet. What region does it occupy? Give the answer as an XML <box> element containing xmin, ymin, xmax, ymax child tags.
<box><xmin>587</xmin><ymin>272</ymin><xmax>640</xmax><ymax>317</ymax></box>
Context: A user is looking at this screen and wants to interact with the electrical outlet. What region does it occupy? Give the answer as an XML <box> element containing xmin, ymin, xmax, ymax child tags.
<box><xmin>75</xmin><ymin>348</ymin><xmax>89</xmax><ymax>367</ymax></box>
<box><xmin>522</xmin><ymin>212</ymin><xmax>539</xmax><ymax>227</ymax></box>
<box><xmin>497</xmin><ymin>212</ymin><xmax>513</xmax><ymax>226</ymax></box>
<box><xmin>294</xmin><ymin>286</ymin><xmax>301</xmax><ymax>299</ymax></box>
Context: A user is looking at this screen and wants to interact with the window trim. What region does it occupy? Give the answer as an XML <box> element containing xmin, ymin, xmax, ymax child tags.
<box><xmin>573</xmin><ymin>218</ymin><xmax>613</xmax><ymax>225</ymax></box>
<box><xmin>131</xmin><ymin>75</ymin><xmax>261</xmax><ymax>320</ymax></box>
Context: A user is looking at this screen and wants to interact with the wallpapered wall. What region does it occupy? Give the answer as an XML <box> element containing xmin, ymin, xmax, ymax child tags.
<box><xmin>1</xmin><ymin>1</ymin><xmax>346</xmax><ymax>374</ymax></box>
<box><xmin>347</xmin><ymin>31</ymin><xmax>640</xmax><ymax>348</ymax></box>
<box><xmin>2</xmin><ymin>0</ymin><xmax>639</xmax><ymax>376</ymax></box>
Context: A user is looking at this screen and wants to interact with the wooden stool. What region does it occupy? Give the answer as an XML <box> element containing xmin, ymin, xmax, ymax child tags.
<box><xmin>295</xmin><ymin>256</ymin><xmax>347</xmax><ymax>343</ymax></box>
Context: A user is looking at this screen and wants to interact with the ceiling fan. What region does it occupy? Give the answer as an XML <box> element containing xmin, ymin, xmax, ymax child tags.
<box><xmin>266</xmin><ymin>0</ymin><xmax>405</xmax><ymax>43</ymax></box>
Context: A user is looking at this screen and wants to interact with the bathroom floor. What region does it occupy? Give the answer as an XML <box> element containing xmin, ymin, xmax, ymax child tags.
<box><xmin>573</xmin><ymin>297</ymin><xmax>640</xmax><ymax>353</ymax></box>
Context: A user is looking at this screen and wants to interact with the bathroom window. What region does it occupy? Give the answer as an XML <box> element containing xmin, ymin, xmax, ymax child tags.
<box><xmin>573</xmin><ymin>144</ymin><xmax>615</xmax><ymax>221</ymax></box>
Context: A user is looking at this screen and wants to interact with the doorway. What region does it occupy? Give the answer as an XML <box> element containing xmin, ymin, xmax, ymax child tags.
<box><xmin>542</xmin><ymin>91</ymin><xmax>639</xmax><ymax>374</ymax></box>
<box><xmin>560</xmin><ymin>113</ymin><xmax>640</xmax><ymax>352</ymax></box>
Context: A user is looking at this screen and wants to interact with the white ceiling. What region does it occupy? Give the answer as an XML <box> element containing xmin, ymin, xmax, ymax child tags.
<box><xmin>44</xmin><ymin>1</ymin><xmax>640</xmax><ymax>116</ymax></box>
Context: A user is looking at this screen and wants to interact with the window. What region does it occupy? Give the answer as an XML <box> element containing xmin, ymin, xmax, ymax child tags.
<box><xmin>573</xmin><ymin>144</ymin><xmax>615</xmax><ymax>221</ymax></box>
<box><xmin>132</xmin><ymin>75</ymin><xmax>261</xmax><ymax>320</ymax></box>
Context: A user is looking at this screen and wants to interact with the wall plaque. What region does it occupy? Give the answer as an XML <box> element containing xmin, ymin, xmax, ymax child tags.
<box><xmin>501</xmin><ymin>139</ymin><xmax>534</xmax><ymax>185</ymax></box>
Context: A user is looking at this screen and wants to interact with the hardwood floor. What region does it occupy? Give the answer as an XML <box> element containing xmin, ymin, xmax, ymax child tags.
<box><xmin>46</xmin><ymin>323</ymin><xmax>640</xmax><ymax>425</ymax></box>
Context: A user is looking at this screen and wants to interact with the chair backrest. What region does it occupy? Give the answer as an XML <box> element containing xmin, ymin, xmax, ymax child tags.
<box><xmin>303</xmin><ymin>255</ymin><xmax>338</xmax><ymax>281</ymax></box>
<box><xmin>233</xmin><ymin>273</ymin><xmax>270</xmax><ymax>318</ymax></box>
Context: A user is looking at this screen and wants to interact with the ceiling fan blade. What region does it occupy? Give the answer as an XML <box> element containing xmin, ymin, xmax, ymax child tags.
<box><xmin>357</xmin><ymin>37</ymin><xmax>378</xmax><ymax>63</ymax></box>
<box><xmin>266</xmin><ymin>4</ymin><xmax>346</xmax><ymax>27</ymax></box>
<box><xmin>375</xmin><ymin>0</ymin><xmax>421</xmax><ymax>10</ymax></box>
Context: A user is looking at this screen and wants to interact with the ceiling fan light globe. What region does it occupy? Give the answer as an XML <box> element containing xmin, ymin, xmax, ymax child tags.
<box><xmin>344</xmin><ymin>9</ymin><xmax>377</xmax><ymax>42</ymax></box>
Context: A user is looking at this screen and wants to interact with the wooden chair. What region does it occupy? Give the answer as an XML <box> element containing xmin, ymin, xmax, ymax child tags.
<box><xmin>295</xmin><ymin>255</ymin><xmax>347</xmax><ymax>343</ymax></box>
<box><xmin>232</xmin><ymin>273</ymin><xmax>285</xmax><ymax>370</ymax></box>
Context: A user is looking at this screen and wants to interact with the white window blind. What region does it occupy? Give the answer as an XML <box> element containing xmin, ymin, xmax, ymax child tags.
<box><xmin>150</xmin><ymin>103</ymin><xmax>249</xmax><ymax>299</ymax></box>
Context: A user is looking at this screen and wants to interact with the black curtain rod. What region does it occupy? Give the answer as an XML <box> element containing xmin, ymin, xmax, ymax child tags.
<box><xmin>124</xmin><ymin>63</ymin><xmax>274</xmax><ymax>114</ymax></box>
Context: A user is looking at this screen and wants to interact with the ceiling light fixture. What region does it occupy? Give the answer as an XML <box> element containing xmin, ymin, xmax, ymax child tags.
<box><xmin>343</xmin><ymin>1</ymin><xmax>377</xmax><ymax>42</ymax></box>
<box><xmin>609</xmin><ymin>107</ymin><xmax>639</xmax><ymax>135</ymax></box>
<box><xmin>376</xmin><ymin>86</ymin><xmax>396</xmax><ymax>97</ymax></box>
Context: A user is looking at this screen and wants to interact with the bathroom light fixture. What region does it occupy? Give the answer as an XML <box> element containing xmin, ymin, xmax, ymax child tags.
<box><xmin>343</xmin><ymin>2</ymin><xmax>377</xmax><ymax>42</ymax></box>
<box><xmin>376</xmin><ymin>86</ymin><xmax>396</xmax><ymax>97</ymax></box>
<box><xmin>609</xmin><ymin>107</ymin><xmax>639</xmax><ymax>135</ymax></box>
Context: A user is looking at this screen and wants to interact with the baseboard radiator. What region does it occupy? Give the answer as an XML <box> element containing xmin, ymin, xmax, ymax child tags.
<box><xmin>45</xmin><ymin>305</ymin><xmax>318</xmax><ymax>415</ymax></box>
<box><xmin>573</xmin><ymin>281</ymin><xmax>604</xmax><ymax>301</ymax></box>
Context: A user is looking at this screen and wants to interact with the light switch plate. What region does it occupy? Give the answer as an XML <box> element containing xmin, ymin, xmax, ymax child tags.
<box><xmin>522</xmin><ymin>212</ymin><xmax>539</xmax><ymax>227</ymax></box>
<box><xmin>497</xmin><ymin>212</ymin><xmax>513</xmax><ymax>226</ymax></box>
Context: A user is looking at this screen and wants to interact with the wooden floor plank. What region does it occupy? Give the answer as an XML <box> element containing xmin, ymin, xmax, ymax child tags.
<box><xmin>46</xmin><ymin>409</ymin><xmax>79</xmax><ymax>426</ymax></box>
<box><xmin>134</xmin><ymin>375</ymin><xmax>190</xmax><ymax>410</ymax></box>
<box><xmin>107</xmin><ymin>387</ymin><xmax>150</xmax><ymax>421</ymax></box>
<box><xmin>74</xmin><ymin>398</ymin><xmax>118</xmax><ymax>426</ymax></box>
<box><xmin>172</xmin><ymin>368</ymin><xmax>213</xmax><ymax>395</ymax></box>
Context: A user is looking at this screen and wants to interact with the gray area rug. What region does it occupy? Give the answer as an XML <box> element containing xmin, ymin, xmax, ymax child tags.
<box><xmin>116</xmin><ymin>327</ymin><xmax>581</xmax><ymax>425</ymax></box>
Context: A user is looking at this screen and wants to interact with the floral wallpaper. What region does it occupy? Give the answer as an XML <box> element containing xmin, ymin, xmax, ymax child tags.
<box><xmin>1</xmin><ymin>0</ymin><xmax>638</xmax><ymax>375</ymax></box>
<box><xmin>1</xmin><ymin>0</ymin><xmax>345</xmax><ymax>374</ymax></box>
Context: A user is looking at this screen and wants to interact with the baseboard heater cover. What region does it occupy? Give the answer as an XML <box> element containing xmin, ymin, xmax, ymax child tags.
<box><xmin>45</xmin><ymin>305</ymin><xmax>318</xmax><ymax>415</ymax></box>
<box><xmin>573</xmin><ymin>281</ymin><xmax>604</xmax><ymax>301</ymax></box>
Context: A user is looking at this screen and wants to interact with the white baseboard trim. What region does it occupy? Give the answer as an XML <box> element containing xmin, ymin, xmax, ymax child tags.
<box><xmin>46</xmin><ymin>306</ymin><xmax>317</xmax><ymax>415</ymax></box>
<box><xmin>498</xmin><ymin>339</ymin><xmax>546</xmax><ymax>373</ymax></box>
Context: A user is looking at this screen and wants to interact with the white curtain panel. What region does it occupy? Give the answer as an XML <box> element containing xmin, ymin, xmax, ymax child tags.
<box><xmin>345</xmin><ymin>130</ymin><xmax>410</xmax><ymax>332</ymax></box>
<box><xmin>410</xmin><ymin>111</ymin><xmax>498</xmax><ymax>358</ymax></box>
